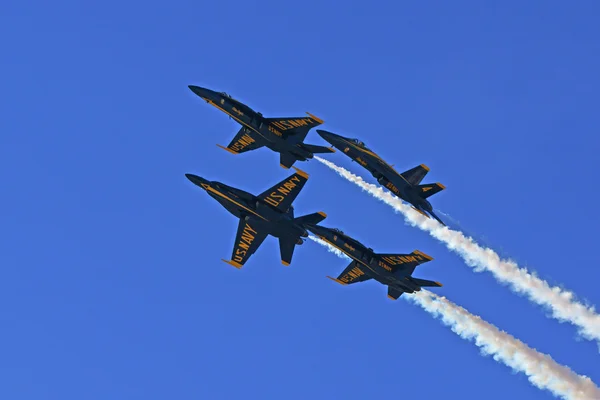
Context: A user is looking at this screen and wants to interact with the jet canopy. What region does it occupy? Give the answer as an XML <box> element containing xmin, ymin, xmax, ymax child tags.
<box><xmin>332</xmin><ymin>228</ymin><xmax>345</xmax><ymax>234</ymax></box>
<box><xmin>351</xmin><ymin>138</ymin><xmax>369</xmax><ymax>149</ymax></box>
<box><xmin>219</xmin><ymin>91</ymin><xmax>232</xmax><ymax>99</ymax></box>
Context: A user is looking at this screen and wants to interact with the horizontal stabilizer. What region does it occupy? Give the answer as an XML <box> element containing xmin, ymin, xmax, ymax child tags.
<box><xmin>294</xmin><ymin>211</ymin><xmax>327</xmax><ymax>227</ymax></box>
<box><xmin>418</xmin><ymin>183</ymin><xmax>445</xmax><ymax>199</ymax></box>
<box><xmin>280</xmin><ymin>152</ymin><xmax>298</xmax><ymax>169</ymax></box>
<box><xmin>387</xmin><ymin>286</ymin><xmax>405</xmax><ymax>300</ymax></box>
<box><xmin>299</xmin><ymin>143</ymin><xmax>336</xmax><ymax>154</ymax></box>
<box><xmin>279</xmin><ymin>237</ymin><xmax>296</xmax><ymax>266</ymax></box>
<box><xmin>411</xmin><ymin>278</ymin><xmax>443</xmax><ymax>288</ymax></box>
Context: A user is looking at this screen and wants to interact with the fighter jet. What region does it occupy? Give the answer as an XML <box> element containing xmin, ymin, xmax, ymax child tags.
<box><xmin>185</xmin><ymin>167</ymin><xmax>326</xmax><ymax>268</ymax></box>
<box><xmin>316</xmin><ymin>130</ymin><xmax>446</xmax><ymax>225</ymax></box>
<box><xmin>307</xmin><ymin>224</ymin><xmax>442</xmax><ymax>300</ymax></box>
<box><xmin>188</xmin><ymin>85</ymin><xmax>335</xmax><ymax>169</ymax></box>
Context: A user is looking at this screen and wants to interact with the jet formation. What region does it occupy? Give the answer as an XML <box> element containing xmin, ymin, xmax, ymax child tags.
<box><xmin>186</xmin><ymin>85</ymin><xmax>446</xmax><ymax>300</ymax></box>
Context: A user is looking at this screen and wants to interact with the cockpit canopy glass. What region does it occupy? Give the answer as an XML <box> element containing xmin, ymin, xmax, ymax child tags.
<box><xmin>219</xmin><ymin>92</ymin><xmax>233</xmax><ymax>99</ymax></box>
<box><xmin>332</xmin><ymin>228</ymin><xmax>344</xmax><ymax>234</ymax></box>
<box><xmin>351</xmin><ymin>138</ymin><xmax>367</xmax><ymax>148</ymax></box>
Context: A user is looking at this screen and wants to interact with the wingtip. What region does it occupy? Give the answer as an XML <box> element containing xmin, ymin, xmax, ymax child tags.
<box><xmin>292</xmin><ymin>166</ymin><xmax>309</xmax><ymax>178</ymax></box>
<box><xmin>279</xmin><ymin>163</ymin><xmax>290</xmax><ymax>169</ymax></box>
<box><xmin>222</xmin><ymin>259</ymin><xmax>243</xmax><ymax>269</ymax></box>
<box><xmin>387</xmin><ymin>294</ymin><xmax>397</xmax><ymax>300</ymax></box>
<box><xmin>435</xmin><ymin>281</ymin><xmax>443</xmax><ymax>287</ymax></box>
<box><xmin>420</xmin><ymin>164</ymin><xmax>430</xmax><ymax>172</ymax></box>
<box><xmin>317</xmin><ymin>211</ymin><xmax>327</xmax><ymax>218</ymax></box>
<box><xmin>281</xmin><ymin>260</ymin><xmax>290</xmax><ymax>266</ymax></box>
<box><xmin>412</xmin><ymin>249</ymin><xmax>433</xmax><ymax>261</ymax></box>
<box><xmin>436</xmin><ymin>182</ymin><xmax>446</xmax><ymax>190</ymax></box>
<box><xmin>328</xmin><ymin>146</ymin><xmax>336</xmax><ymax>153</ymax></box>
<box><xmin>306</xmin><ymin>112</ymin><xmax>324</xmax><ymax>124</ymax></box>
<box><xmin>326</xmin><ymin>276</ymin><xmax>347</xmax><ymax>285</ymax></box>
<box><xmin>216</xmin><ymin>144</ymin><xmax>239</xmax><ymax>155</ymax></box>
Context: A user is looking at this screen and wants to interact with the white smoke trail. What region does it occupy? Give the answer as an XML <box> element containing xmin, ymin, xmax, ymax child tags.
<box><xmin>309</xmin><ymin>236</ymin><xmax>600</xmax><ymax>399</ymax></box>
<box><xmin>409</xmin><ymin>291</ymin><xmax>600</xmax><ymax>400</ymax></box>
<box><xmin>315</xmin><ymin>157</ymin><xmax>600</xmax><ymax>345</ymax></box>
<box><xmin>308</xmin><ymin>235</ymin><xmax>351</xmax><ymax>260</ymax></box>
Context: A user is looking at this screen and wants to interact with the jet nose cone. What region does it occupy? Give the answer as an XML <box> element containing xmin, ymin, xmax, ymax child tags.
<box><xmin>188</xmin><ymin>85</ymin><xmax>213</xmax><ymax>99</ymax></box>
<box><xmin>316</xmin><ymin>129</ymin><xmax>340</xmax><ymax>144</ymax></box>
<box><xmin>185</xmin><ymin>173</ymin><xmax>209</xmax><ymax>188</ymax></box>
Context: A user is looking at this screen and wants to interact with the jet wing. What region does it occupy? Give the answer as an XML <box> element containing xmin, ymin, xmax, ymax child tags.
<box><xmin>257</xmin><ymin>168</ymin><xmax>309</xmax><ymax>213</ymax></box>
<box><xmin>327</xmin><ymin>260</ymin><xmax>372</xmax><ymax>285</ymax></box>
<box><xmin>264</xmin><ymin>113</ymin><xmax>324</xmax><ymax>141</ymax></box>
<box><xmin>378</xmin><ymin>250</ymin><xmax>433</xmax><ymax>275</ymax></box>
<box><xmin>400</xmin><ymin>164</ymin><xmax>430</xmax><ymax>185</ymax></box>
<box><xmin>222</xmin><ymin>218</ymin><xmax>268</xmax><ymax>268</ymax></box>
<box><xmin>218</xmin><ymin>127</ymin><xmax>266</xmax><ymax>154</ymax></box>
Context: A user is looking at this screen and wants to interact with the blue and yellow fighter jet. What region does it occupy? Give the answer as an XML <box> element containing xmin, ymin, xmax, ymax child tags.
<box><xmin>316</xmin><ymin>129</ymin><xmax>446</xmax><ymax>225</ymax></box>
<box><xmin>307</xmin><ymin>224</ymin><xmax>442</xmax><ymax>300</ymax></box>
<box><xmin>189</xmin><ymin>85</ymin><xmax>335</xmax><ymax>169</ymax></box>
<box><xmin>185</xmin><ymin>167</ymin><xmax>326</xmax><ymax>268</ymax></box>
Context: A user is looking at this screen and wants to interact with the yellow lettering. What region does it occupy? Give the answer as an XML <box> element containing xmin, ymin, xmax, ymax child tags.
<box><xmin>244</xmin><ymin>224</ymin><xmax>257</xmax><ymax>235</ymax></box>
<box><xmin>268</xmin><ymin>125</ymin><xmax>283</xmax><ymax>137</ymax></box>
<box><xmin>241</xmin><ymin>232</ymin><xmax>254</xmax><ymax>245</ymax></box>
<box><xmin>270</xmin><ymin>192</ymin><xmax>285</xmax><ymax>202</ymax></box>
<box><xmin>277</xmin><ymin>187</ymin><xmax>290</xmax><ymax>196</ymax></box>
<box><xmin>264</xmin><ymin>197</ymin><xmax>279</xmax><ymax>207</ymax></box>
<box><xmin>385</xmin><ymin>182</ymin><xmax>399</xmax><ymax>194</ymax></box>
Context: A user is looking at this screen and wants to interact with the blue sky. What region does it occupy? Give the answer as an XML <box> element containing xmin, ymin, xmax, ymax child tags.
<box><xmin>2</xmin><ymin>1</ymin><xmax>600</xmax><ymax>399</ymax></box>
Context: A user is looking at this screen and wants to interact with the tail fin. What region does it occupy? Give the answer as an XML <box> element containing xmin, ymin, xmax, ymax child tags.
<box><xmin>279</xmin><ymin>237</ymin><xmax>296</xmax><ymax>266</ymax></box>
<box><xmin>411</xmin><ymin>278</ymin><xmax>443</xmax><ymax>288</ymax></box>
<box><xmin>294</xmin><ymin>211</ymin><xmax>327</xmax><ymax>227</ymax></box>
<box><xmin>417</xmin><ymin>183</ymin><xmax>446</xmax><ymax>199</ymax></box>
<box><xmin>401</xmin><ymin>164</ymin><xmax>429</xmax><ymax>185</ymax></box>
<box><xmin>298</xmin><ymin>143</ymin><xmax>336</xmax><ymax>154</ymax></box>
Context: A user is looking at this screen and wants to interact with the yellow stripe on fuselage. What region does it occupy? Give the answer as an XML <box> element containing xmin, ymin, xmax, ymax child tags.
<box><xmin>318</xmin><ymin>236</ymin><xmax>378</xmax><ymax>275</ymax></box>
<box><xmin>205</xmin><ymin>186</ymin><xmax>268</xmax><ymax>221</ymax></box>
<box><xmin>204</xmin><ymin>99</ymin><xmax>270</xmax><ymax>142</ymax></box>
<box><xmin>340</xmin><ymin>139</ymin><xmax>410</xmax><ymax>185</ymax></box>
